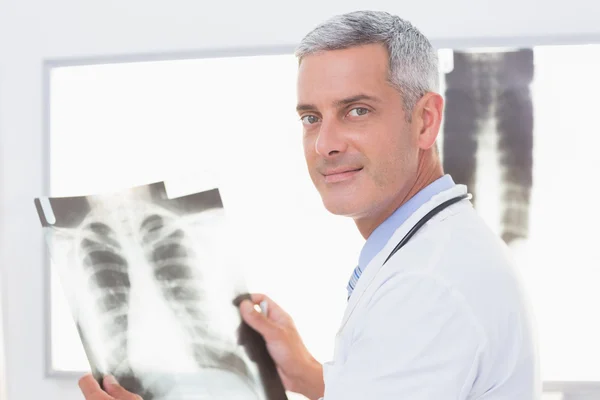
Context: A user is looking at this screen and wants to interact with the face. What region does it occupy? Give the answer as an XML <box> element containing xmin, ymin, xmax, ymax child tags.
<box><xmin>296</xmin><ymin>43</ymin><xmax>441</xmax><ymax>222</ymax></box>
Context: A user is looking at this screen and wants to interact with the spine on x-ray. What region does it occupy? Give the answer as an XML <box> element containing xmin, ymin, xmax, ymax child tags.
<box><xmin>495</xmin><ymin>49</ymin><xmax>534</xmax><ymax>243</ymax></box>
<box><xmin>443</xmin><ymin>50</ymin><xmax>534</xmax><ymax>244</ymax></box>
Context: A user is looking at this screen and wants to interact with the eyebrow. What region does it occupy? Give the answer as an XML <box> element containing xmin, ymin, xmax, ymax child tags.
<box><xmin>296</xmin><ymin>94</ymin><xmax>382</xmax><ymax>113</ymax></box>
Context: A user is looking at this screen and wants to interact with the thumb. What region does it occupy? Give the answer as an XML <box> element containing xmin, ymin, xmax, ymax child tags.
<box><xmin>103</xmin><ymin>376</ymin><xmax>142</xmax><ymax>400</ymax></box>
<box><xmin>240</xmin><ymin>299</ymin><xmax>280</xmax><ymax>341</ymax></box>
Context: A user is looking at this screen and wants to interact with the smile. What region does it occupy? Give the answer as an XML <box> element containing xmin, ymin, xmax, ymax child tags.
<box><xmin>323</xmin><ymin>168</ymin><xmax>363</xmax><ymax>183</ymax></box>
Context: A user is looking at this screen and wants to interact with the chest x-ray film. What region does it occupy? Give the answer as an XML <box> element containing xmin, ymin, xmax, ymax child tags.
<box><xmin>34</xmin><ymin>181</ymin><xmax>287</xmax><ymax>400</ymax></box>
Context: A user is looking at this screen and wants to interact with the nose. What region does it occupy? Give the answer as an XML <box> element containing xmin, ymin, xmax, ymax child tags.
<box><xmin>315</xmin><ymin>119</ymin><xmax>348</xmax><ymax>157</ymax></box>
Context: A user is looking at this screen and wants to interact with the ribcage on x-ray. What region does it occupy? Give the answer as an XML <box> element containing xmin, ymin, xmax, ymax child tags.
<box><xmin>139</xmin><ymin>212</ymin><xmax>252</xmax><ymax>380</ymax></box>
<box><xmin>75</xmin><ymin>205</ymin><xmax>254</xmax><ymax>399</ymax></box>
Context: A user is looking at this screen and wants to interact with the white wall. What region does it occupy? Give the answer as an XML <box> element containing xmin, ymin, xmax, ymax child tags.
<box><xmin>0</xmin><ymin>0</ymin><xmax>599</xmax><ymax>399</ymax></box>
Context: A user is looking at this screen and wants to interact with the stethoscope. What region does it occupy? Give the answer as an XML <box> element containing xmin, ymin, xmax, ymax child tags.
<box><xmin>382</xmin><ymin>193</ymin><xmax>471</xmax><ymax>266</ymax></box>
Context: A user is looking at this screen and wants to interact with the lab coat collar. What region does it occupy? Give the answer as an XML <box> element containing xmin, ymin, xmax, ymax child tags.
<box><xmin>338</xmin><ymin>184</ymin><xmax>470</xmax><ymax>333</ymax></box>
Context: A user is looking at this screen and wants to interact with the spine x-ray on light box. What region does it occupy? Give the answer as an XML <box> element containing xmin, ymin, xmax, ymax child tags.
<box><xmin>442</xmin><ymin>49</ymin><xmax>534</xmax><ymax>244</ymax></box>
<box><xmin>34</xmin><ymin>181</ymin><xmax>287</xmax><ymax>400</ymax></box>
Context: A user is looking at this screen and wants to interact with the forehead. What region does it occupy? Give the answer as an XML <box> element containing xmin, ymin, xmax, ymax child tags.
<box><xmin>296</xmin><ymin>44</ymin><xmax>391</xmax><ymax>104</ymax></box>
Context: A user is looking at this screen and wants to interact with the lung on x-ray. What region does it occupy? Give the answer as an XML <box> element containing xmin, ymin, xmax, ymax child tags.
<box><xmin>34</xmin><ymin>181</ymin><xmax>287</xmax><ymax>400</ymax></box>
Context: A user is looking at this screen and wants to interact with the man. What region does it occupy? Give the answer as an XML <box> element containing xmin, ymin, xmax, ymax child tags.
<box><xmin>79</xmin><ymin>10</ymin><xmax>540</xmax><ymax>400</ymax></box>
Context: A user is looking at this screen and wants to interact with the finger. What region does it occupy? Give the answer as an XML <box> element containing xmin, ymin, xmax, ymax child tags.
<box><xmin>246</xmin><ymin>293</ymin><xmax>288</xmax><ymax>319</ymax></box>
<box><xmin>79</xmin><ymin>373</ymin><xmax>112</xmax><ymax>399</ymax></box>
<box><xmin>248</xmin><ymin>294</ymin><xmax>271</xmax><ymax>316</ymax></box>
<box><xmin>247</xmin><ymin>293</ymin><xmax>270</xmax><ymax>304</ymax></box>
<box><xmin>239</xmin><ymin>299</ymin><xmax>281</xmax><ymax>341</ymax></box>
<box><xmin>103</xmin><ymin>376</ymin><xmax>142</xmax><ymax>400</ymax></box>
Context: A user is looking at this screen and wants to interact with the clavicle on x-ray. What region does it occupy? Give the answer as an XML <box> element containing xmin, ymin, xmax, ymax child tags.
<box><xmin>34</xmin><ymin>181</ymin><xmax>287</xmax><ymax>400</ymax></box>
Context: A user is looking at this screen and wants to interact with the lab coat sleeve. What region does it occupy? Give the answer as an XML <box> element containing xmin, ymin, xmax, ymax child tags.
<box><xmin>323</xmin><ymin>273</ymin><xmax>486</xmax><ymax>400</ymax></box>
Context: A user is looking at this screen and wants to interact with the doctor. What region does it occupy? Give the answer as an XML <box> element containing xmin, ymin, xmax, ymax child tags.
<box><xmin>79</xmin><ymin>10</ymin><xmax>539</xmax><ymax>400</ymax></box>
<box><xmin>238</xmin><ymin>10</ymin><xmax>539</xmax><ymax>400</ymax></box>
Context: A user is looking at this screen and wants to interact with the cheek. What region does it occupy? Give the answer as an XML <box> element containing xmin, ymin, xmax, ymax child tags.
<box><xmin>302</xmin><ymin>136</ymin><xmax>320</xmax><ymax>181</ymax></box>
<box><xmin>366</xmin><ymin>127</ymin><xmax>413</xmax><ymax>186</ymax></box>
<box><xmin>302</xmin><ymin>136</ymin><xmax>314</xmax><ymax>164</ymax></box>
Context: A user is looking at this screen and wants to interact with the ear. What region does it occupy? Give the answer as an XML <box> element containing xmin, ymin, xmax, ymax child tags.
<box><xmin>411</xmin><ymin>92</ymin><xmax>444</xmax><ymax>150</ymax></box>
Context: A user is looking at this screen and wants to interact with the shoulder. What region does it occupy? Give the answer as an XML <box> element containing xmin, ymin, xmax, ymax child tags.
<box><xmin>371</xmin><ymin>204</ymin><xmax>537</xmax><ymax>388</ymax></box>
<box><xmin>382</xmin><ymin>203</ymin><xmax>528</xmax><ymax>313</ymax></box>
<box><xmin>381</xmin><ymin>203</ymin><xmax>533</xmax><ymax>332</ymax></box>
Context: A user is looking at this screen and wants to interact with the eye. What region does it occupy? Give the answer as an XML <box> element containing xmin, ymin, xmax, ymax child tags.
<box><xmin>300</xmin><ymin>115</ymin><xmax>320</xmax><ymax>125</ymax></box>
<box><xmin>347</xmin><ymin>107</ymin><xmax>369</xmax><ymax>117</ymax></box>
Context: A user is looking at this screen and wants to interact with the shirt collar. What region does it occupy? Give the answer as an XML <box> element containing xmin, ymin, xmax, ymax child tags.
<box><xmin>358</xmin><ymin>174</ymin><xmax>456</xmax><ymax>270</ymax></box>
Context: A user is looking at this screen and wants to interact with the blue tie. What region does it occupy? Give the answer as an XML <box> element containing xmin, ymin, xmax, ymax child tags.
<box><xmin>347</xmin><ymin>264</ymin><xmax>363</xmax><ymax>300</ymax></box>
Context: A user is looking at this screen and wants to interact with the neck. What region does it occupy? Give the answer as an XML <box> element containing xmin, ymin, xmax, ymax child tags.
<box><xmin>355</xmin><ymin>149</ymin><xmax>443</xmax><ymax>239</ymax></box>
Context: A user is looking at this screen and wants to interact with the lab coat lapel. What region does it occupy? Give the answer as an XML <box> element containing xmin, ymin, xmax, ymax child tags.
<box><xmin>337</xmin><ymin>185</ymin><xmax>469</xmax><ymax>334</ymax></box>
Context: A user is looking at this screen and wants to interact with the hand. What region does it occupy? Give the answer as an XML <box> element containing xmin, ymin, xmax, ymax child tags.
<box><xmin>78</xmin><ymin>374</ymin><xmax>142</xmax><ymax>400</ymax></box>
<box><xmin>239</xmin><ymin>293</ymin><xmax>324</xmax><ymax>400</ymax></box>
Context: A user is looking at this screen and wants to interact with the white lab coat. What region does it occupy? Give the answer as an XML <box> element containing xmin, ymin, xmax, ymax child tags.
<box><xmin>321</xmin><ymin>184</ymin><xmax>541</xmax><ymax>399</ymax></box>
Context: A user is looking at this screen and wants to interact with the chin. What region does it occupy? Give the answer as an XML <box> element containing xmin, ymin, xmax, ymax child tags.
<box><xmin>320</xmin><ymin>195</ymin><xmax>363</xmax><ymax>217</ymax></box>
<box><xmin>314</xmin><ymin>177</ymin><xmax>371</xmax><ymax>217</ymax></box>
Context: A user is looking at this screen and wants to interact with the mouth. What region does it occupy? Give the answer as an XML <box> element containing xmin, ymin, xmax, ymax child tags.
<box><xmin>322</xmin><ymin>167</ymin><xmax>363</xmax><ymax>184</ymax></box>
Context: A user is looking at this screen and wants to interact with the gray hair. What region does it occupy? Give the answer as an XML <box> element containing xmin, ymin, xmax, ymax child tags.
<box><xmin>295</xmin><ymin>11</ymin><xmax>439</xmax><ymax>117</ymax></box>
